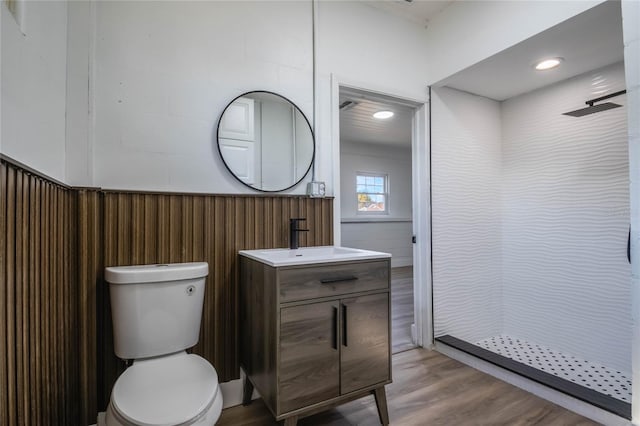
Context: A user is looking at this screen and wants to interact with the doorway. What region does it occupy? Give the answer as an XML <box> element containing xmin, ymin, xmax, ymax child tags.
<box><xmin>337</xmin><ymin>86</ymin><xmax>422</xmax><ymax>354</ymax></box>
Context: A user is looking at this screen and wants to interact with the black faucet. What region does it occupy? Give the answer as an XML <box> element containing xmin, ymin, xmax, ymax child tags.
<box><xmin>289</xmin><ymin>218</ymin><xmax>309</xmax><ymax>250</ymax></box>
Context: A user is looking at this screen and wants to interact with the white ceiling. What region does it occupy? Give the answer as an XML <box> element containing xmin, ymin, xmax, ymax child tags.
<box><xmin>437</xmin><ymin>1</ymin><xmax>624</xmax><ymax>101</ymax></box>
<box><xmin>340</xmin><ymin>1</ymin><xmax>624</xmax><ymax>145</ymax></box>
<box><xmin>361</xmin><ymin>0</ymin><xmax>454</xmax><ymax>27</ymax></box>
<box><xmin>339</xmin><ymin>88</ymin><xmax>416</xmax><ymax>147</ymax></box>
<box><xmin>336</xmin><ymin>0</ymin><xmax>446</xmax><ymax>148</ymax></box>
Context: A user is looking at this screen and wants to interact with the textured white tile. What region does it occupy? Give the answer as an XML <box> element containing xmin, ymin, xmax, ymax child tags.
<box><xmin>501</xmin><ymin>63</ymin><xmax>631</xmax><ymax>374</ymax></box>
<box><xmin>431</xmin><ymin>87</ymin><xmax>503</xmax><ymax>342</ymax></box>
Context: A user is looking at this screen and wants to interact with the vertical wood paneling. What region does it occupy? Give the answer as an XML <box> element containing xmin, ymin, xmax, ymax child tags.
<box><xmin>16</xmin><ymin>171</ymin><xmax>25</xmax><ymax>425</ymax></box>
<box><xmin>7</xmin><ymin>166</ymin><xmax>17</xmax><ymax>426</ymax></box>
<box><xmin>31</xmin><ymin>178</ymin><xmax>41</xmax><ymax>426</ymax></box>
<box><xmin>92</xmin><ymin>192</ymin><xmax>333</xmax><ymax>411</ymax></box>
<box><xmin>77</xmin><ymin>189</ymin><xmax>103</xmax><ymax>425</ymax></box>
<box><xmin>2</xmin><ymin>157</ymin><xmax>333</xmax><ymax>425</ymax></box>
<box><xmin>0</xmin><ymin>161</ymin><xmax>7</xmax><ymax>426</ymax></box>
<box><xmin>0</xmin><ymin>161</ymin><xmax>79</xmax><ymax>426</ymax></box>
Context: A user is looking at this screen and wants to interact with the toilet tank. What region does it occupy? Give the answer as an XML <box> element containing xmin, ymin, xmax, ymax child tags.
<box><xmin>105</xmin><ymin>262</ymin><xmax>209</xmax><ymax>360</ymax></box>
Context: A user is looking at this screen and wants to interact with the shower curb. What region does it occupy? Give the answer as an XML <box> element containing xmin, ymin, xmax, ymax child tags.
<box><xmin>435</xmin><ymin>335</ymin><xmax>631</xmax><ymax>420</ymax></box>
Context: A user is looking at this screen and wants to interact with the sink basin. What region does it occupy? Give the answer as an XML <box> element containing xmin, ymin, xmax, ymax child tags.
<box><xmin>239</xmin><ymin>246</ymin><xmax>391</xmax><ymax>267</ymax></box>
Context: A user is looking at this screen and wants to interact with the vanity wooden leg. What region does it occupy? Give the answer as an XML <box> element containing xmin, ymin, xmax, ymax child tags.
<box><xmin>242</xmin><ymin>376</ymin><xmax>254</xmax><ymax>406</ymax></box>
<box><xmin>373</xmin><ymin>386</ymin><xmax>389</xmax><ymax>425</ymax></box>
<box><xmin>283</xmin><ymin>415</ymin><xmax>298</xmax><ymax>426</ymax></box>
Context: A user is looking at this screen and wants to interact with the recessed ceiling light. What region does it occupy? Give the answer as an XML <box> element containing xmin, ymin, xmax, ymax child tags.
<box><xmin>373</xmin><ymin>111</ymin><xmax>394</xmax><ymax>119</ymax></box>
<box><xmin>534</xmin><ymin>57</ymin><xmax>563</xmax><ymax>71</ymax></box>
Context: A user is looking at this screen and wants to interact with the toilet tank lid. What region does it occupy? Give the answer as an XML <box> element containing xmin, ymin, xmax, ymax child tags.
<box><xmin>105</xmin><ymin>262</ymin><xmax>208</xmax><ymax>284</ymax></box>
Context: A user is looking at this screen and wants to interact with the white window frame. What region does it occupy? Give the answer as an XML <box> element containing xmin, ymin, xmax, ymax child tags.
<box><xmin>356</xmin><ymin>172</ymin><xmax>389</xmax><ymax>215</ymax></box>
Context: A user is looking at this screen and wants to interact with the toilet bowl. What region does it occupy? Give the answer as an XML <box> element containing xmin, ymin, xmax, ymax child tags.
<box><xmin>103</xmin><ymin>262</ymin><xmax>222</xmax><ymax>426</ymax></box>
<box><xmin>105</xmin><ymin>353</ymin><xmax>223</xmax><ymax>426</ymax></box>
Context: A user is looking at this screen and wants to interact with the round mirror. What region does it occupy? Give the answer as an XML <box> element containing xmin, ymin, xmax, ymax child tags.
<box><xmin>217</xmin><ymin>91</ymin><xmax>315</xmax><ymax>192</ymax></box>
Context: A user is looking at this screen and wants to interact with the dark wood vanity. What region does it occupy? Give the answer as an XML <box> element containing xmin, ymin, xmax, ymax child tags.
<box><xmin>239</xmin><ymin>255</ymin><xmax>391</xmax><ymax>425</ymax></box>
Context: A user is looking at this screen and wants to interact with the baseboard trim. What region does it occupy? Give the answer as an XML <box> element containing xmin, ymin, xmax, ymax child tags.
<box><xmin>220</xmin><ymin>369</ymin><xmax>260</xmax><ymax>409</ymax></box>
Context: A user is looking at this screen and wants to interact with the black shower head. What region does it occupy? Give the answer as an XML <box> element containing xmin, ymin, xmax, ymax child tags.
<box><xmin>562</xmin><ymin>89</ymin><xmax>626</xmax><ymax>117</ymax></box>
<box><xmin>562</xmin><ymin>102</ymin><xmax>622</xmax><ymax>117</ymax></box>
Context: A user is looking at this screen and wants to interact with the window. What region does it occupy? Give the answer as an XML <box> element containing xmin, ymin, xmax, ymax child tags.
<box><xmin>356</xmin><ymin>173</ymin><xmax>388</xmax><ymax>214</ymax></box>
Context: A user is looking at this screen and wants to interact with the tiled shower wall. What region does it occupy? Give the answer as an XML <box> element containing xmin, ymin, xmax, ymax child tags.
<box><xmin>431</xmin><ymin>87</ymin><xmax>504</xmax><ymax>342</ymax></box>
<box><xmin>432</xmin><ymin>61</ymin><xmax>631</xmax><ymax>374</ymax></box>
<box><xmin>501</xmin><ymin>62</ymin><xmax>631</xmax><ymax>373</ymax></box>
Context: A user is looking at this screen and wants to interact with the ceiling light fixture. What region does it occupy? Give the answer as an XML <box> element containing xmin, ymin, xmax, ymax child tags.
<box><xmin>534</xmin><ymin>57</ymin><xmax>563</xmax><ymax>71</ymax></box>
<box><xmin>373</xmin><ymin>111</ymin><xmax>394</xmax><ymax>119</ymax></box>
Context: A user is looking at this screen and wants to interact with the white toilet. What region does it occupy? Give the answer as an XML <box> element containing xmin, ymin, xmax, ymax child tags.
<box><xmin>103</xmin><ymin>262</ymin><xmax>223</xmax><ymax>426</ymax></box>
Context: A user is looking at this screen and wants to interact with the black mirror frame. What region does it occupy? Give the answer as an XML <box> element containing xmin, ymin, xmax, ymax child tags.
<box><xmin>216</xmin><ymin>90</ymin><xmax>315</xmax><ymax>193</ymax></box>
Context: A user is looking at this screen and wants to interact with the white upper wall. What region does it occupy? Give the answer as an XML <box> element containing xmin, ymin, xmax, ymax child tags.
<box><xmin>92</xmin><ymin>1</ymin><xmax>314</xmax><ymax>193</ymax></box>
<box><xmin>317</xmin><ymin>0</ymin><xmax>431</xmax><ymax>99</ymax></box>
<box><xmin>65</xmin><ymin>1</ymin><xmax>93</xmax><ymax>186</ymax></box>
<box><xmin>425</xmin><ymin>0</ymin><xmax>606</xmax><ymax>85</ymax></box>
<box><xmin>1</xmin><ymin>0</ymin><xmax>68</xmax><ymax>182</ymax></box>
<box><xmin>89</xmin><ymin>0</ymin><xmax>432</xmax><ymax>194</ymax></box>
<box><xmin>2</xmin><ymin>0</ymin><xmax>620</xmax><ymax>193</ymax></box>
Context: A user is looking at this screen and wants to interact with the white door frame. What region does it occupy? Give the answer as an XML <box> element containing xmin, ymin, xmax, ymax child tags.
<box><xmin>329</xmin><ymin>74</ymin><xmax>433</xmax><ymax>348</ymax></box>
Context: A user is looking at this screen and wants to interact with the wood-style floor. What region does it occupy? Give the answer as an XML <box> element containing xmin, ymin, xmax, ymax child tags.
<box><xmin>391</xmin><ymin>266</ymin><xmax>415</xmax><ymax>354</ymax></box>
<box><xmin>218</xmin><ymin>348</ymin><xmax>597</xmax><ymax>426</ymax></box>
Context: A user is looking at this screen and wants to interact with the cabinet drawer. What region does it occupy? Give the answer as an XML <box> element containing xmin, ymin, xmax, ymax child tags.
<box><xmin>279</xmin><ymin>260</ymin><xmax>389</xmax><ymax>303</ymax></box>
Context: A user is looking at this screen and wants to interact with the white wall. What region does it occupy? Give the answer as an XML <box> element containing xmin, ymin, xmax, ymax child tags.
<box><xmin>65</xmin><ymin>0</ymin><xmax>93</xmax><ymax>186</ymax></box>
<box><xmin>92</xmin><ymin>1</ymin><xmax>314</xmax><ymax>193</ymax></box>
<box><xmin>431</xmin><ymin>87</ymin><xmax>504</xmax><ymax>342</ymax></box>
<box><xmin>424</xmin><ymin>0</ymin><xmax>606</xmax><ymax>85</ymax></box>
<box><xmin>1</xmin><ymin>1</ymin><xmax>612</xmax><ymax>193</ymax></box>
<box><xmin>621</xmin><ymin>0</ymin><xmax>640</xmax><ymax>421</ymax></box>
<box><xmin>1</xmin><ymin>0</ymin><xmax>68</xmax><ymax>182</ymax></box>
<box><xmin>315</xmin><ymin>1</ymin><xmax>431</xmax><ymax>196</ymax></box>
<box><xmin>5</xmin><ymin>0</ymin><xmax>605</xmax><ymax>194</ymax></box>
<box><xmin>501</xmin><ymin>62</ymin><xmax>631</xmax><ymax>374</ymax></box>
<box><xmin>88</xmin><ymin>0</ymin><xmax>434</xmax><ymax>194</ymax></box>
<box><xmin>340</xmin><ymin>141</ymin><xmax>412</xmax><ymax>267</ymax></box>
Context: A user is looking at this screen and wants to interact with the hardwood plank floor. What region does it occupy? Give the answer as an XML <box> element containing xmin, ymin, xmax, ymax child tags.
<box><xmin>391</xmin><ymin>266</ymin><xmax>415</xmax><ymax>354</ymax></box>
<box><xmin>219</xmin><ymin>349</ymin><xmax>598</xmax><ymax>426</ymax></box>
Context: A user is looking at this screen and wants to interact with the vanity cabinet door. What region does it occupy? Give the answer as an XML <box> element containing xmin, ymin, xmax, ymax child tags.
<box><xmin>279</xmin><ymin>301</ymin><xmax>340</xmax><ymax>413</ymax></box>
<box><xmin>340</xmin><ymin>293</ymin><xmax>390</xmax><ymax>395</ymax></box>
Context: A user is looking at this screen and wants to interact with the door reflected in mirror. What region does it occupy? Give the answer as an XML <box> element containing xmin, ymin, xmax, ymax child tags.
<box><xmin>217</xmin><ymin>91</ymin><xmax>314</xmax><ymax>192</ymax></box>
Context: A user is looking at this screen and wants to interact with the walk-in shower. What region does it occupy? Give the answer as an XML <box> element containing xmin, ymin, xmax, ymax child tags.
<box><xmin>429</xmin><ymin>2</ymin><xmax>631</xmax><ymax>418</ymax></box>
<box><xmin>431</xmin><ymin>60</ymin><xmax>631</xmax><ymax>419</ymax></box>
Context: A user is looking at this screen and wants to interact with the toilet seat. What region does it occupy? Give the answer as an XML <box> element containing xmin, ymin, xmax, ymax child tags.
<box><xmin>110</xmin><ymin>353</ymin><xmax>219</xmax><ymax>426</ymax></box>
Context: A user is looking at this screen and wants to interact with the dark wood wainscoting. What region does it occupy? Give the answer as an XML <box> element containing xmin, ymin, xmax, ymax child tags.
<box><xmin>83</xmin><ymin>191</ymin><xmax>334</xmax><ymax>414</ymax></box>
<box><xmin>0</xmin><ymin>161</ymin><xmax>78</xmax><ymax>425</ymax></box>
<box><xmin>2</xmin><ymin>156</ymin><xmax>333</xmax><ymax>425</ymax></box>
<box><xmin>76</xmin><ymin>189</ymin><xmax>103</xmax><ymax>424</ymax></box>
